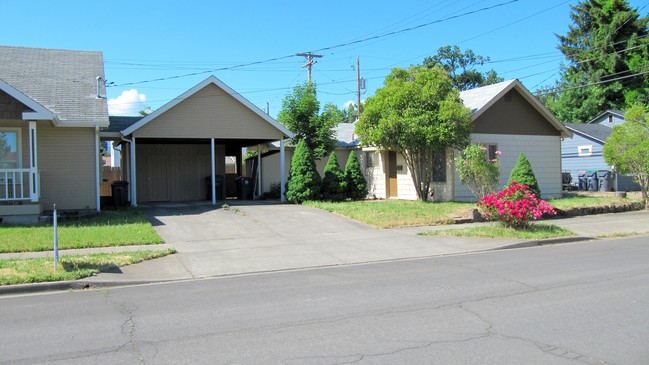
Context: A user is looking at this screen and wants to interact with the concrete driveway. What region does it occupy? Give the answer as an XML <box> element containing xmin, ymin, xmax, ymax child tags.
<box><xmin>141</xmin><ymin>201</ymin><xmax>519</xmax><ymax>279</ymax></box>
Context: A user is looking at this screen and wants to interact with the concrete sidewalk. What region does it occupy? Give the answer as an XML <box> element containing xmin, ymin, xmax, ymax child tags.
<box><xmin>1</xmin><ymin>207</ymin><xmax>648</xmax><ymax>295</ymax></box>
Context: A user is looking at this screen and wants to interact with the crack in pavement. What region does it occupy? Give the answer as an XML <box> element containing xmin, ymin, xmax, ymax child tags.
<box><xmin>103</xmin><ymin>292</ymin><xmax>146</xmax><ymax>364</ymax></box>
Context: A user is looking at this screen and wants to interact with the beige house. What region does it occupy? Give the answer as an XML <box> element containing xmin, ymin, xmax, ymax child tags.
<box><xmin>112</xmin><ymin>76</ymin><xmax>293</xmax><ymax>206</ymax></box>
<box><xmin>0</xmin><ymin>46</ymin><xmax>109</xmax><ymax>217</ymax></box>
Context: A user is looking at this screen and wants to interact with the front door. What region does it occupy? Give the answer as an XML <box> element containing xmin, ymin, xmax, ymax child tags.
<box><xmin>147</xmin><ymin>155</ymin><xmax>169</xmax><ymax>201</ymax></box>
<box><xmin>387</xmin><ymin>151</ymin><xmax>398</xmax><ymax>198</ymax></box>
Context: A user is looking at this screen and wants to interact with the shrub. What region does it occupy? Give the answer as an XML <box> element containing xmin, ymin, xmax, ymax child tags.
<box><xmin>285</xmin><ymin>140</ymin><xmax>321</xmax><ymax>203</ymax></box>
<box><xmin>261</xmin><ymin>182</ymin><xmax>281</xmax><ymax>200</ymax></box>
<box><xmin>478</xmin><ymin>181</ymin><xmax>556</xmax><ymax>229</ymax></box>
<box><xmin>508</xmin><ymin>153</ymin><xmax>541</xmax><ymax>197</ymax></box>
<box><xmin>456</xmin><ymin>144</ymin><xmax>501</xmax><ymax>199</ymax></box>
<box><xmin>321</xmin><ymin>152</ymin><xmax>346</xmax><ymax>202</ymax></box>
<box><xmin>345</xmin><ymin>151</ymin><xmax>368</xmax><ymax>200</ymax></box>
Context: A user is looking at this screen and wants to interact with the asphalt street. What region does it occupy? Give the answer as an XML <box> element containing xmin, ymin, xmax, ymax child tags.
<box><xmin>1</xmin><ymin>237</ymin><xmax>648</xmax><ymax>364</ymax></box>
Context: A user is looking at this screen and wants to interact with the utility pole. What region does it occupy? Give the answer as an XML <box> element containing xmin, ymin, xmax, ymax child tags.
<box><xmin>356</xmin><ymin>56</ymin><xmax>366</xmax><ymax>121</ymax></box>
<box><xmin>296</xmin><ymin>52</ymin><xmax>323</xmax><ymax>82</ymax></box>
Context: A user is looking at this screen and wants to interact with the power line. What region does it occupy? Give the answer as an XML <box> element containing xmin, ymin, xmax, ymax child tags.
<box><xmin>536</xmin><ymin>69</ymin><xmax>649</xmax><ymax>96</ymax></box>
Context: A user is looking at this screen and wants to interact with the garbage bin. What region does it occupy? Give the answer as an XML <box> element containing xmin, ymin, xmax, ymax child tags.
<box><xmin>236</xmin><ymin>177</ymin><xmax>254</xmax><ymax>200</ymax></box>
<box><xmin>206</xmin><ymin>175</ymin><xmax>224</xmax><ymax>200</ymax></box>
<box><xmin>577</xmin><ymin>171</ymin><xmax>587</xmax><ymax>191</ymax></box>
<box><xmin>597</xmin><ymin>170</ymin><xmax>612</xmax><ymax>192</ymax></box>
<box><xmin>111</xmin><ymin>181</ymin><xmax>129</xmax><ymax>207</ymax></box>
<box><xmin>586</xmin><ymin>170</ymin><xmax>598</xmax><ymax>192</ymax></box>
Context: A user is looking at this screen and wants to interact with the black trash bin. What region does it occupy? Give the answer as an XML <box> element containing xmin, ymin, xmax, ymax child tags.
<box><xmin>206</xmin><ymin>175</ymin><xmax>224</xmax><ymax>200</ymax></box>
<box><xmin>586</xmin><ymin>170</ymin><xmax>598</xmax><ymax>192</ymax></box>
<box><xmin>577</xmin><ymin>171</ymin><xmax>587</xmax><ymax>191</ymax></box>
<box><xmin>597</xmin><ymin>170</ymin><xmax>612</xmax><ymax>192</ymax></box>
<box><xmin>236</xmin><ymin>177</ymin><xmax>254</xmax><ymax>200</ymax></box>
<box><xmin>111</xmin><ymin>181</ymin><xmax>129</xmax><ymax>207</ymax></box>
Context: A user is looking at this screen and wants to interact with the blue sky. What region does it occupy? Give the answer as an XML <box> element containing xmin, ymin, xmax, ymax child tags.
<box><xmin>4</xmin><ymin>0</ymin><xmax>648</xmax><ymax>118</ymax></box>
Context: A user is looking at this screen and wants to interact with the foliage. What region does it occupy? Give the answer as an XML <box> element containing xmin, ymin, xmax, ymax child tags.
<box><xmin>456</xmin><ymin>144</ymin><xmax>501</xmax><ymax>199</ymax></box>
<box><xmin>603</xmin><ymin>104</ymin><xmax>649</xmax><ymax>208</ymax></box>
<box><xmin>0</xmin><ymin>249</ymin><xmax>174</xmax><ymax>285</ymax></box>
<box><xmin>321</xmin><ymin>152</ymin><xmax>346</xmax><ymax>202</ymax></box>
<box><xmin>344</xmin><ymin>151</ymin><xmax>368</xmax><ymax>200</ymax></box>
<box><xmin>419</xmin><ymin>224</ymin><xmax>574</xmax><ymax>239</ymax></box>
<box><xmin>508</xmin><ymin>153</ymin><xmax>541</xmax><ymax>198</ymax></box>
<box><xmin>542</xmin><ymin>0</ymin><xmax>649</xmax><ymax>123</ymax></box>
<box><xmin>285</xmin><ymin>140</ymin><xmax>321</xmax><ymax>203</ymax></box>
<box><xmin>261</xmin><ymin>182</ymin><xmax>282</xmax><ymax>200</ymax></box>
<box><xmin>278</xmin><ymin>82</ymin><xmax>336</xmax><ymax>158</ymax></box>
<box><xmin>356</xmin><ymin>65</ymin><xmax>472</xmax><ymax>201</ymax></box>
<box><xmin>423</xmin><ymin>45</ymin><xmax>504</xmax><ymax>91</ymax></box>
<box><xmin>478</xmin><ymin>182</ymin><xmax>557</xmax><ymax>229</ymax></box>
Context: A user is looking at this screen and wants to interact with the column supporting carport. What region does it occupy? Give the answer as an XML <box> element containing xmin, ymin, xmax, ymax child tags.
<box><xmin>130</xmin><ymin>137</ymin><xmax>137</xmax><ymax>207</ymax></box>
<box><xmin>211</xmin><ymin>138</ymin><xmax>216</xmax><ymax>205</ymax></box>
<box><xmin>257</xmin><ymin>144</ymin><xmax>262</xmax><ymax>198</ymax></box>
<box><xmin>280</xmin><ymin>139</ymin><xmax>285</xmax><ymax>202</ymax></box>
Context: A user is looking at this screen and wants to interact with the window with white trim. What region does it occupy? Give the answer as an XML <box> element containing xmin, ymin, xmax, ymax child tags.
<box><xmin>578</xmin><ymin>145</ymin><xmax>592</xmax><ymax>157</ymax></box>
<box><xmin>0</xmin><ymin>129</ymin><xmax>21</xmax><ymax>169</ymax></box>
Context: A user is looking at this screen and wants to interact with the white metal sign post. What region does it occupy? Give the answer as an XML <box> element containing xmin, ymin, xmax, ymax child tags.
<box><xmin>53</xmin><ymin>204</ymin><xmax>58</xmax><ymax>271</ymax></box>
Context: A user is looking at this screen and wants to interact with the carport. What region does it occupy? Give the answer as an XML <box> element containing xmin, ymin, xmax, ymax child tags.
<box><xmin>119</xmin><ymin>76</ymin><xmax>293</xmax><ymax>206</ymax></box>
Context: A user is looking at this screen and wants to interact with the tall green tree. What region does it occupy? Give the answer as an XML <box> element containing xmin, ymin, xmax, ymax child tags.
<box><xmin>278</xmin><ymin>82</ymin><xmax>336</xmax><ymax>158</ymax></box>
<box><xmin>543</xmin><ymin>0</ymin><xmax>649</xmax><ymax>123</ymax></box>
<box><xmin>356</xmin><ymin>65</ymin><xmax>472</xmax><ymax>201</ymax></box>
<box><xmin>285</xmin><ymin>140</ymin><xmax>321</xmax><ymax>203</ymax></box>
<box><xmin>423</xmin><ymin>45</ymin><xmax>503</xmax><ymax>91</ymax></box>
<box><xmin>321</xmin><ymin>152</ymin><xmax>346</xmax><ymax>202</ymax></box>
<box><xmin>508</xmin><ymin>153</ymin><xmax>541</xmax><ymax>198</ymax></box>
<box><xmin>603</xmin><ymin>104</ymin><xmax>649</xmax><ymax>208</ymax></box>
<box><xmin>344</xmin><ymin>151</ymin><xmax>367</xmax><ymax>200</ymax></box>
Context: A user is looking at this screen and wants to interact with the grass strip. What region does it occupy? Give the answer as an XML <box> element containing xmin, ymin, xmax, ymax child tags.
<box><xmin>419</xmin><ymin>224</ymin><xmax>575</xmax><ymax>240</ymax></box>
<box><xmin>0</xmin><ymin>209</ymin><xmax>163</xmax><ymax>253</ymax></box>
<box><xmin>0</xmin><ymin>249</ymin><xmax>175</xmax><ymax>285</ymax></box>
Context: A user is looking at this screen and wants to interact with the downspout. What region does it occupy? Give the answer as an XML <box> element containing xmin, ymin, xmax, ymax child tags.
<box><xmin>95</xmin><ymin>125</ymin><xmax>101</xmax><ymax>212</ymax></box>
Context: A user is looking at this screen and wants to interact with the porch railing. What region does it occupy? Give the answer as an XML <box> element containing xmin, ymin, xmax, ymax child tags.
<box><xmin>0</xmin><ymin>169</ymin><xmax>39</xmax><ymax>202</ymax></box>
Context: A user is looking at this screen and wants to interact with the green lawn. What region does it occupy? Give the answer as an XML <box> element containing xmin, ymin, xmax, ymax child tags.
<box><xmin>419</xmin><ymin>224</ymin><xmax>575</xmax><ymax>239</ymax></box>
<box><xmin>305</xmin><ymin>200</ymin><xmax>474</xmax><ymax>228</ymax></box>
<box><xmin>0</xmin><ymin>249</ymin><xmax>175</xmax><ymax>285</ymax></box>
<box><xmin>0</xmin><ymin>209</ymin><xmax>164</xmax><ymax>253</ymax></box>
<box><xmin>547</xmin><ymin>192</ymin><xmax>643</xmax><ymax>210</ymax></box>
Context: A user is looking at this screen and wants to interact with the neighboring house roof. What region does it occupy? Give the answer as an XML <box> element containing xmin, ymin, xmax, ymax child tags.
<box><xmin>0</xmin><ymin>45</ymin><xmax>109</xmax><ymax>126</ymax></box>
<box><xmin>564</xmin><ymin>123</ymin><xmax>612</xmax><ymax>144</ymax></box>
<box><xmin>121</xmin><ymin>75</ymin><xmax>294</xmax><ymax>138</ymax></box>
<box><xmin>105</xmin><ymin>116</ymin><xmax>143</xmax><ymax>133</ymax></box>
<box><xmin>333</xmin><ymin>122</ymin><xmax>360</xmax><ymax>147</ymax></box>
<box><xmin>587</xmin><ymin>109</ymin><xmax>626</xmax><ymax>124</ymax></box>
<box><xmin>460</xmin><ymin>79</ymin><xmax>572</xmax><ymax>138</ymax></box>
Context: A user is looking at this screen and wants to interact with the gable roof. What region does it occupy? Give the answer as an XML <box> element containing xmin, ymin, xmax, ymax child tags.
<box><xmin>333</xmin><ymin>122</ymin><xmax>360</xmax><ymax>147</ymax></box>
<box><xmin>564</xmin><ymin>123</ymin><xmax>612</xmax><ymax>144</ymax></box>
<box><xmin>459</xmin><ymin>79</ymin><xmax>572</xmax><ymax>138</ymax></box>
<box><xmin>121</xmin><ymin>75</ymin><xmax>293</xmax><ymax>138</ymax></box>
<box><xmin>587</xmin><ymin>109</ymin><xmax>625</xmax><ymax>124</ymax></box>
<box><xmin>0</xmin><ymin>45</ymin><xmax>109</xmax><ymax>126</ymax></box>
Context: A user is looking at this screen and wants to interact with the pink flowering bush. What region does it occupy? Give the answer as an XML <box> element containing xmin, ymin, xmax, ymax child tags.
<box><xmin>477</xmin><ymin>181</ymin><xmax>557</xmax><ymax>229</ymax></box>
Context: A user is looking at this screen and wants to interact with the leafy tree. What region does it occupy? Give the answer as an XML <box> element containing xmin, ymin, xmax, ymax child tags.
<box><xmin>285</xmin><ymin>140</ymin><xmax>321</xmax><ymax>203</ymax></box>
<box><xmin>543</xmin><ymin>0</ymin><xmax>649</xmax><ymax>123</ymax></box>
<box><xmin>456</xmin><ymin>144</ymin><xmax>501</xmax><ymax>199</ymax></box>
<box><xmin>423</xmin><ymin>45</ymin><xmax>504</xmax><ymax>91</ymax></box>
<box><xmin>603</xmin><ymin>104</ymin><xmax>649</xmax><ymax>208</ymax></box>
<box><xmin>278</xmin><ymin>82</ymin><xmax>336</xmax><ymax>158</ymax></box>
<box><xmin>508</xmin><ymin>153</ymin><xmax>541</xmax><ymax>198</ymax></box>
<box><xmin>356</xmin><ymin>65</ymin><xmax>472</xmax><ymax>201</ymax></box>
<box><xmin>321</xmin><ymin>152</ymin><xmax>346</xmax><ymax>202</ymax></box>
<box><xmin>321</xmin><ymin>103</ymin><xmax>346</xmax><ymax>126</ymax></box>
<box><xmin>344</xmin><ymin>151</ymin><xmax>367</xmax><ymax>200</ymax></box>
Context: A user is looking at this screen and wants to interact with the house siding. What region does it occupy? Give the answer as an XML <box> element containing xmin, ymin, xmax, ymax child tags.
<box><xmin>133</xmin><ymin>84</ymin><xmax>285</xmax><ymax>140</ymax></box>
<box><xmin>38</xmin><ymin>124</ymin><xmax>97</xmax><ymax>210</ymax></box>
<box><xmin>590</xmin><ymin>112</ymin><xmax>625</xmax><ymax>127</ymax></box>
<box><xmin>364</xmin><ymin>150</ymin><xmax>386</xmax><ymax>199</ymax></box>
<box><xmin>561</xmin><ymin>133</ymin><xmax>608</xmax><ymax>184</ymax></box>
<box><xmin>0</xmin><ymin>90</ymin><xmax>28</xmax><ymax>120</ymax></box>
<box><xmin>454</xmin><ymin>134</ymin><xmax>563</xmax><ymax>201</ymax></box>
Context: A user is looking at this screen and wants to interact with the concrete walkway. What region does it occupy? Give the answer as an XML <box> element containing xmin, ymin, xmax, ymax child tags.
<box><xmin>2</xmin><ymin>203</ymin><xmax>648</xmax><ymax>294</ymax></box>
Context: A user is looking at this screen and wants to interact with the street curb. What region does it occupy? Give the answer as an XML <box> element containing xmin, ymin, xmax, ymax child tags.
<box><xmin>494</xmin><ymin>236</ymin><xmax>595</xmax><ymax>250</ymax></box>
<box><xmin>0</xmin><ymin>278</ymin><xmax>186</xmax><ymax>296</ymax></box>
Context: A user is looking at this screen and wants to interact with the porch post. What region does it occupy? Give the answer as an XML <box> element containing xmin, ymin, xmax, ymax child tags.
<box><xmin>94</xmin><ymin>125</ymin><xmax>101</xmax><ymax>212</ymax></box>
<box><xmin>280</xmin><ymin>139</ymin><xmax>286</xmax><ymax>202</ymax></box>
<box><xmin>211</xmin><ymin>138</ymin><xmax>216</xmax><ymax>205</ymax></box>
<box><xmin>28</xmin><ymin>121</ymin><xmax>38</xmax><ymax>202</ymax></box>
<box><xmin>130</xmin><ymin>137</ymin><xmax>137</xmax><ymax>207</ymax></box>
<box><xmin>257</xmin><ymin>144</ymin><xmax>262</xmax><ymax>198</ymax></box>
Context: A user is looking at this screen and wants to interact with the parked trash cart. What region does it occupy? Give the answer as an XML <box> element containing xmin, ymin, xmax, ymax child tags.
<box><xmin>205</xmin><ymin>175</ymin><xmax>224</xmax><ymax>200</ymax></box>
<box><xmin>111</xmin><ymin>181</ymin><xmax>129</xmax><ymax>207</ymax></box>
<box><xmin>597</xmin><ymin>170</ymin><xmax>612</xmax><ymax>192</ymax></box>
<box><xmin>236</xmin><ymin>177</ymin><xmax>254</xmax><ymax>200</ymax></box>
<box><xmin>577</xmin><ymin>171</ymin><xmax>587</xmax><ymax>191</ymax></box>
<box><xmin>586</xmin><ymin>170</ymin><xmax>598</xmax><ymax>192</ymax></box>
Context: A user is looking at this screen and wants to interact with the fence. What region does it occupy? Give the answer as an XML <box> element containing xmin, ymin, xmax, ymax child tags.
<box><xmin>100</xmin><ymin>167</ymin><xmax>122</xmax><ymax>196</ymax></box>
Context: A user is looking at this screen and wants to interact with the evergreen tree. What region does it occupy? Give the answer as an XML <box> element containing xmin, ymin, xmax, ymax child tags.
<box><xmin>321</xmin><ymin>152</ymin><xmax>346</xmax><ymax>202</ymax></box>
<box><xmin>285</xmin><ymin>140</ymin><xmax>321</xmax><ymax>203</ymax></box>
<box><xmin>344</xmin><ymin>151</ymin><xmax>368</xmax><ymax>200</ymax></box>
<box><xmin>508</xmin><ymin>153</ymin><xmax>541</xmax><ymax>198</ymax></box>
<box><xmin>423</xmin><ymin>45</ymin><xmax>503</xmax><ymax>91</ymax></box>
<box><xmin>544</xmin><ymin>0</ymin><xmax>649</xmax><ymax>123</ymax></box>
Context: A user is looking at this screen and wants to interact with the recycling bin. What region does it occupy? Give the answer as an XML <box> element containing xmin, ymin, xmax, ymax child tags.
<box><xmin>111</xmin><ymin>181</ymin><xmax>129</xmax><ymax>207</ymax></box>
<box><xmin>597</xmin><ymin>170</ymin><xmax>612</xmax><ymax>192</ymax></box>
<box><xmin>586</xmin><ymin>170</ymin><xmax>598</xmax><ymax>192</ymax></box>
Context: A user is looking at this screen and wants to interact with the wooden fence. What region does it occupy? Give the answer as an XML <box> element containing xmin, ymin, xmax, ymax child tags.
<box><xmin>100</xmin><ymin>167</ymin><xmax>122</xmax><ymax>196</ymax></box>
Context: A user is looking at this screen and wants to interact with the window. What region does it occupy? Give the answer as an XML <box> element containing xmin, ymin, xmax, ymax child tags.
<box><xmin>0</xmin><ymin>129</ymin><xmax>20</xmax><ymax>169</ymax></box>
<box><xmin>578</xmin><ymin>145</ymin><xmax>592</xmax><ymax>157</ymax></box>
<box><xmin>432</xmin><ymin>151</ymin><xmax>446</xmax><ymax>182</ymax></box>
<box><xmin>364</xmin><ymin>152</ymin><xmax>374</xmax><ymax>168</ymax></box>
<box><xmin>486</xmin><ymin>144</ymin><xmax>498</xmax><ymax>160</ymax></box>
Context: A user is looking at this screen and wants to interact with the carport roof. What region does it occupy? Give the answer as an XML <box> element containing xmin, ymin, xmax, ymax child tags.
<box><xmin>121</xmin><ymin>75</ymin><xmax>294</xmax><ymax>139</ymax></box>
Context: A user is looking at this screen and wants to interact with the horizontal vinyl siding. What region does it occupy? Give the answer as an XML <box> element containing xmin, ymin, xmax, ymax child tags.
<box><xmin>561</xmin><ymin>134</ymin><xmax>609</xmax><ymax>185</ymax></box>
<box><xmin>455</xmin><ymin>134</ymin><xmax>562</xmax><ymax>201</ymax></box>
<box><xmin>38</xmin><ymin>124</ymin><xmax>96</xmax><ymax>210</ymax></box>
<box><xmin>133</xmin><ymin>84</ymin><xmax>284</xmax><ymax>140</ymax></box>
<box><xmin>364</xmin><ymin>150</ymin><xmax>386</xmax><ymax>199</ymax></box>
